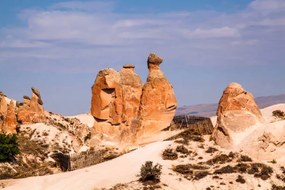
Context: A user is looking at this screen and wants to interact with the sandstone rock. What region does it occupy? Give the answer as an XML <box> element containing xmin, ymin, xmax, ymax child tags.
<box><xmin>0</xmin><ymin>94</ymin><xmax>8</xmax><ymax>117</ymax></box>
<box><xmin>212</xmin><ymin>82</ymin><xmax>263</xmax><ymax>148</ymax></box>
<box><xmin>119</xmin><ymin>64</ymin><xmax>143</xmax><ymax>125</ymax></box>
<box><xmin>91</xmin><ymin>65</ymin><xmax>143</xmax><ymax>143</ymax></box>
<box><xmin>91</xmin><ymin>68</ymin><xmax>123</xmax><ymax>124</ymax></box>
<box><xmin>0</xmin><ymin>95</ymin><xmax>8</xmax><ymax>133</ymax></box>
<box><xmin>17</xmin><ymin>87</ymin><xmax>46</xmax><ymax>124</ymax></box>
<box><xmin>2</xmin><ymin>101</ymin><xmax>17</xmax><ymax>134</ymax></box>
<box><xmin>90</xmin><ymin>53</ymin><xmax>177</xmax><ymax>145</ymax></box>
<box><xmin>138</xmin><ymin>53</ymin><xmax>177</xmax><ymax>136</ymax></box>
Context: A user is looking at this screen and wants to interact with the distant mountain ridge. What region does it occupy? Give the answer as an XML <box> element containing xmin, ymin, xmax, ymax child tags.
<box><xmin>176</xmin><ymin>94</ymin><xmax>285</xmax><ymax>117</ymax></box>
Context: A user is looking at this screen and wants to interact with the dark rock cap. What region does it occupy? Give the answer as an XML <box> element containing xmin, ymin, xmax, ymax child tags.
<box><xmin>147</xmin><ymin>53</ymin><xmax>163</xmax><ymax>65</ymax></box>
<box><xmin>31</xmin><ymin>87</ymin><xmax>41</xmax><ymax>98</ymax></box>
<box><xmin>123</xmin><ymin>64</ymin><xmax>135</xmax><ymax>69</ymax></box>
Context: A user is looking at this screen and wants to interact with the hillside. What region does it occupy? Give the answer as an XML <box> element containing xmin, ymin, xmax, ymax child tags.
<box><xmin>1</xmin><ymin>104</ymin><xmax>285</xmax><ymax>190</ymax></box>
<box><xmin>176</xmin><ymin>94</ymin><xmax>285</xmax><ymax>117</ymax></box>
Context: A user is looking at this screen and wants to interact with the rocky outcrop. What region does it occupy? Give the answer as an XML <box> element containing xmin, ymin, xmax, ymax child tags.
<box><xmin>0</xmin><ymin>94</ymin><xmax>8</xmax><ymax>133</ymax></box>
<box><xmin>90</xmin><ymin>65</ymin><xmax>143</xmax><ymax>142</ymax></box>
<box><xmin>17</xmin><ymin>87</ymin><xmax>46</xmax><ymax>124</ymax></box>
<box><xmin>120</xmin><ymin>64</ymin><xmax>143</xmax><ymax>126</ymax></box>
<box><xmin>212</xmin><ymin>82</ymin><xmax>264</xmax><ymax>148</ymax></box>
<box><xmin>3</xmin><ymin>101</ymin><xmax>17</xmax><ymax>134</ymax></box>
<box><xmin>90</xmin><ymin>53</ymin><xmax>177</xmax><ymax>144</ymax></box>
<box><xmin>138</xmin><ymin>53</ymin><xmax>177</xmax><ymax>136</ymax></box>
<box><xmin>0</xmin><ymin>93</ymin><xmax>18</xmax><ymax>134</ymax></box>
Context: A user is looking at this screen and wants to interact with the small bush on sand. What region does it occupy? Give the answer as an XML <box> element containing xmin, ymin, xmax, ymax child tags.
<box><xmin>139</xmin><ymin>161</ymin><xmax>162</xmax><ymax>183</ymax></box>
<box><xmin>162</xmin><ymin>148</ymin><xmax>178</xmax><ymax>160</ymax></box>
<box><xmin>273</xmin><ymin>110</ymin><xmax>285</xmax><ymax>119</ymax></box>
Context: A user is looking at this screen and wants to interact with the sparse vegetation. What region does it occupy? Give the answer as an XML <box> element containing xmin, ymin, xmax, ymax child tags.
<box><xmin>205</xmin><ymin>147</ymin><xmax>218</xmax><ymax>154</ymax></box>
<box><xmin>139</xmin><ymin>161</ymin><xmax>162</xmax><ymax>183</ymax></box>
<box><xmin>272</xmin><ymin>110</ymin><xmax>285</xmax><ymax>119</ymax></box>
<box><xmin>162</xmin><ymin>148</ymin><xmax>178</xmax><ymax>160</ymax></box>
<box><xmin>236</xmin><ymin>175</ymin><xmax>246</xmax><ymax>184</ymax></box>
<box><xmin>272</xmin><ymin>184</ymin><xmax>285</xmax><ymax>190</ymax></box>
<box><xmin>206</xmin><ymin>153</ymin><xmax>234</xmax><ymax>165</ymax></box>
<box><xmin>0</xmin><ymin>134</ymin><xmax>20</xmax><ymax>162</ymax></box>
<box><xmin>238</xmin><ymin>155</ymin><xmax>252</xmax><ymax>162</ymax></box>
<box><xmin>176</xmin><ymin>145</ymin><xmax>189</xmax><ymax>154</ymax></box>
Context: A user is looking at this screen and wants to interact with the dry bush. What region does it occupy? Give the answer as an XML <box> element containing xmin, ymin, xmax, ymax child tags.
<box><xmin>139</xmin><ymin>161</ymin><xmax>162</xmax><ymax>183</ymax></box>
<box><xmin>273</xmin><ymin>110</ymin><xmax>285</xmax><ymax>119</ymax></box>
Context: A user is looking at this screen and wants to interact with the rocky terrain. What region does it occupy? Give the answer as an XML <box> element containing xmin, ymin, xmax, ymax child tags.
<box><xmin>1</xmin><ymin>102</ymin><xmax>285</xmax><ymax>190</ymax></box>
<box><xmin>0</xmin><ymin>54</ymin><xmax>285</xmax><ymax>190</ymax></box>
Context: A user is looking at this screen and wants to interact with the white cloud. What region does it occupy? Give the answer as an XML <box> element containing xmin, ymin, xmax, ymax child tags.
<box><xmin>186</xmin><ymin>27</ymin><xmax>240</xmax><ymax>39</ymax></box>
<box><xmin>250</xmin><ymin>0</ymin><xmax>285</xmax><ymax>12</ymax></box>
<box><xmin>50</xmin><ymin>1</ymin><xmax>114</xmax><ymax>12</ymax></box>
<box><xmin>0</xmin><ymin>0</ymin><xmax>284</xmax><ymax>72</ymax></box>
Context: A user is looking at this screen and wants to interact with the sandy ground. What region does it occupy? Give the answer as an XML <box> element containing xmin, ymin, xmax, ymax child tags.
<box><xmin>2</xmin><ymin>104</ymin><xmax>285</xmax><ymax>190</ymax></box>
<box><xmin>2</xmin><ymin>141</ymin><xmax>172</xmax><ymax>190</ymax></box>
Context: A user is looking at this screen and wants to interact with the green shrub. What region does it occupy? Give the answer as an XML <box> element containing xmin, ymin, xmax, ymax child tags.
<box><xmin>139</xmin><ymin>161</ymin><xmax>162</xmax><ymax>182</ymax></box>
<box><xmin>0</xmin><ymin>134</ymin><xmax>20</xmax><ymax>162</ymax></box>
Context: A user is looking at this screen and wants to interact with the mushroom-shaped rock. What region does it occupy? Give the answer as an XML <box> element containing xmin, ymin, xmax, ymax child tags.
<box><xmin>138</xmin><ymin>53</ymin><xmax>177</xmax><ymax>136</ymax></box>
<box><xmin>212</xmin><ymin>82</ymin><xmax>264</xmax><ymax>148</ymax></box>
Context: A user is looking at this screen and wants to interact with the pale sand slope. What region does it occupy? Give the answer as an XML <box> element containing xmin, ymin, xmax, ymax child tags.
<box><xmin>3</xmin><ymin>141</ymin><xmax>172</xmax><ymax>190</ymax></box>
<box><xmin>260</xmin><ymin>103</ymin><xmax>285</xmax><ymax>123</ymax></box>
<box><xmin>67</xmin><ymin>113</ymin><xmax>95</xmax><ymax>128</ymax></box>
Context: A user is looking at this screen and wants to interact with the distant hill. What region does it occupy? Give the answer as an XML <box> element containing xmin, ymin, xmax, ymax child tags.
<box><xmin>176</xmin><ymin>94</ymin><xmax>285</xmax><ymax>117</ymax></box>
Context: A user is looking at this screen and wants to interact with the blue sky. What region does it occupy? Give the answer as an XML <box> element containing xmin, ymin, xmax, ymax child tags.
<box><xmin>0</xmin><ymin>0</ymin><xmax>285</xmax><ymax>115</ymax></box>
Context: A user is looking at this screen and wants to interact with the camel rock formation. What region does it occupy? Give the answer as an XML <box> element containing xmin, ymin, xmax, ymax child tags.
<box><xmin>90</xmin><ymin>53</ymin><xmax>177</xmax><ymax>144</ymax></box>
<box><xmin>17</xmin><ymin>87</ymin><xmax>46</xmax><ymax>124</ymax></box>
<box><xmin>212</xmin><ymin>82</ymin><xmax>263</xmax><ymax>148</ymax></box>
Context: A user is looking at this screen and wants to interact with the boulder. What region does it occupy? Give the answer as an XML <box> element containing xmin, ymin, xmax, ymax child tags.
<box><xmin>212</xmin><ymin>82</ymin><xmax>264</xmax><ymax>148</ymax></box>
<box><xmin>138</xmin><ymin>53</ymin><xmax>177</xmax><ymax>136</ymax></box>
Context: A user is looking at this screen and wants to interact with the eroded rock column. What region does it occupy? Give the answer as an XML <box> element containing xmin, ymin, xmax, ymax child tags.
<box><xmin>138</xmin><ymin>53</ymin><xmax>177</xmax><ymax>136</ymax></box>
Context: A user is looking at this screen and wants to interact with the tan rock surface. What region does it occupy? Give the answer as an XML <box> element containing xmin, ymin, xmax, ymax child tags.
<box><xmin>0</xmin><ymin>94</ymin><xmax>8</xmax><ymax>117</ymax></box>
<box><xmin>119</xmin><ymin>64</ymin><xmax>143</xmax><ymax>125</ymax></box>
<box><xmin>0</xmin><ymin>95</ymin><xmax>8</xmax><ymax>133</ymax></box>
<box><xmin>3</xmin><ymin>101</ymin><xmax>17</xmax><ymax>134</ymax></box>
<box><xmin>212</xmin><ymin>82</ymin><xmax>263</xmax><ymax>148</ymax></box>
<box><xmin>91</xmin><ymin>66</ymin><xmax>143</xmax><ymax>143</ymax></box>
<box><xmin>91</xmin><ymin>68</ymin><xmax>123</xmax><ymax>124</ymax></box>
<box><xmin>138</xmin><ymin>53</ymin><xmax>177</xmax><ymax>136</ymax></box>
<box><xmin>17</xmin><ymin>87</ymin><xmax>46</xmax><ymax>124</ymax></box>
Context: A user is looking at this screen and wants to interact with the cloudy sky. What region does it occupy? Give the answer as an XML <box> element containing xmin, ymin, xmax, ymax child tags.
<box><xmin>0</xmin><ymin>0</ymin><xmax>284</xmax><ymax>115</ymax></box>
